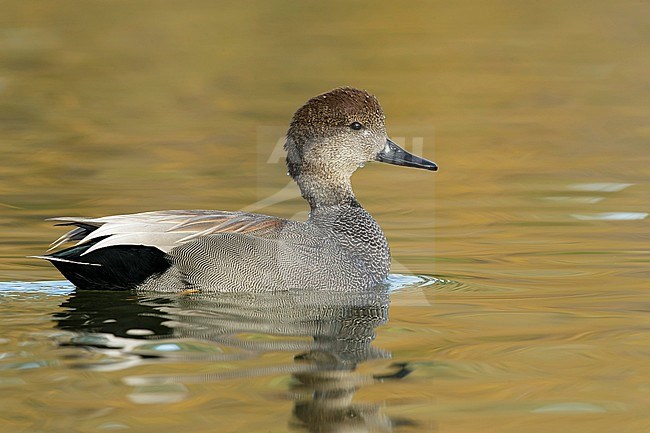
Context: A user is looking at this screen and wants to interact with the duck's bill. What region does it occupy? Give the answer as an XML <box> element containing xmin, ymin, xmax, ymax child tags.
<box><xmin>375</xmin><ymin>139</ymin><xmax>438</xmax><ymax>171</ymax></box>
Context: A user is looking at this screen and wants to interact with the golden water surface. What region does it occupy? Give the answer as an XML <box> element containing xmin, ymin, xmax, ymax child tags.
<box><xmin>1</xmin><ymin>1</ymin><xmax>648</xmax><ymax>432</ymax></box>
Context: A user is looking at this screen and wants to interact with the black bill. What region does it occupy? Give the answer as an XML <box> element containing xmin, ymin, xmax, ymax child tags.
<box><xmin>375</xmin><ymin>138</ymin><xmax>438</xmax><ymax>171</ymax></box>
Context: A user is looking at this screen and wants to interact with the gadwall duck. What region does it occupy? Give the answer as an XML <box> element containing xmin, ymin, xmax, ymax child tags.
<box><xmin>38</xmin><ymin>87</ymin><xmax>437</xmax><ymax>291</ymax></box>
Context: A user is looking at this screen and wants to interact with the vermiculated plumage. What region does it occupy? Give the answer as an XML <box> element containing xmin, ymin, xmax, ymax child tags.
<box><xmin>38</xmin><ymin>87</ymin><xmax>437</xmax><ymax>292</ymax></box>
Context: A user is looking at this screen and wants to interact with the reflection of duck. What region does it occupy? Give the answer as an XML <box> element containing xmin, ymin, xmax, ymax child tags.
<box><xmin>291</xmin><ymin>353</ymin><xmax>415</xmax><ymax>433</ymax></box>
<box><xmin>39</xmin><ymin>87</ymin><xmax>436</xmax><ymax>291</ymax></box>
<box><xmin>56</xmin><ymin>288</ymin><xmax>391</xmax><ymax>362</ymax></box>
<box><xmin>55</xmin><ymin>288</ymin><xmax>415</xmax><ymax>431</ymax></box>
<box><xmin>55</xmin><ymin>290</ymin><xmax>174</xmax><ymax>339</ymax></box>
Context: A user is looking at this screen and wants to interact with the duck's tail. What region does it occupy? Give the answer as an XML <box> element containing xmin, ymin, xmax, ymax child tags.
<box><xmin>33</xmin><ymin>238</ymin><xmax>171</xmax><ymax>290</ymax></box>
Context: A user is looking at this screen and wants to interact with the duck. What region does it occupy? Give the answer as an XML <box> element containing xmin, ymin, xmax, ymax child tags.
<box><xmin>36</xmin><ymin>87</ymin><xmax>437</xmax><ymax>291</ymax></box>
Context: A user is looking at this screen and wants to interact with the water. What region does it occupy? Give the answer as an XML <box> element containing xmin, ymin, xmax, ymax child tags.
<box><xmin>1</xmin><ymin>1</ymin><xmax>649</xmax><ymax>432</ymax></box>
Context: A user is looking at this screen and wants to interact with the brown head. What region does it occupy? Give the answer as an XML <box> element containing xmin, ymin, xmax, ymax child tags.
<box><xmin>285</xmin><ymin>87</ymin><xmax>437</xmax><ymax>207</ymax></box>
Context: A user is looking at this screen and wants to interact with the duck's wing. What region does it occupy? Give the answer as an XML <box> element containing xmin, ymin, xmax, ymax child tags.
<box><xmin>48</xmin><ymin>210</ymin><xmax>287</xmax><ymax>256</ymax></box>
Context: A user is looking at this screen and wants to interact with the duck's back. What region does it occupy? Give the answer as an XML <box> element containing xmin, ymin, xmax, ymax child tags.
<box><xmin>152</xmin><ymin>205</ymin><xmax>390</xmax><ymax>292</ymax></box>
<box><xmin>43</xmin><ymin>206</ymin><xmax>391</xmax><ymax>292</ymax></box>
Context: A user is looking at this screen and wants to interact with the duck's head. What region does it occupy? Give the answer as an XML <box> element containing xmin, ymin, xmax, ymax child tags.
<box><xmin>285</xmin><ymin>87</ymin><xmax>437</xmax><ymax>180</ymax></box>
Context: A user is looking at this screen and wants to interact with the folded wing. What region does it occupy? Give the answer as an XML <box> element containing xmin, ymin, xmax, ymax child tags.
<box><xmin>49</xmin><ymin>210</ymin><xmax>286</xmax><ymax>256</ymax></box>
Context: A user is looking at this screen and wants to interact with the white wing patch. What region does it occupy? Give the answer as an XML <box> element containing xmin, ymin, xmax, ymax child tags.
<box><xmin>49</xmin><ymin>210</ymin><xmax>284</xmax><ymax>256</ymax></box>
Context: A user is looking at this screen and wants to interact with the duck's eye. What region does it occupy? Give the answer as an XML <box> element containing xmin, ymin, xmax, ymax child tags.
<box><xmin>349</xmin><ymin>122</ymin><xmax>364</xmax><ymax>131</ymax></box>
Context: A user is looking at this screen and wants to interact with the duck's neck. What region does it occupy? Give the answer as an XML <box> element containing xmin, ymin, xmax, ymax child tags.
<box><xmin>295</xmin><ymin>172</ymin><xmax>359</xmax><ymax>209</ymax></box>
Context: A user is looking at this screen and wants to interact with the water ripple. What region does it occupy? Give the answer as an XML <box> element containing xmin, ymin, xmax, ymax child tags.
<box><xmin>0</xmin><ymin>281</ymin><xmax>74</xmax><ymax>296</ymax></box>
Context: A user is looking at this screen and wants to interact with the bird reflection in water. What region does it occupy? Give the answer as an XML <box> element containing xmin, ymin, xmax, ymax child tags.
<box><xmin>54</xmin><ymin>287</ymin><xmax>417</xmax><ymax>432</ymax></box>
